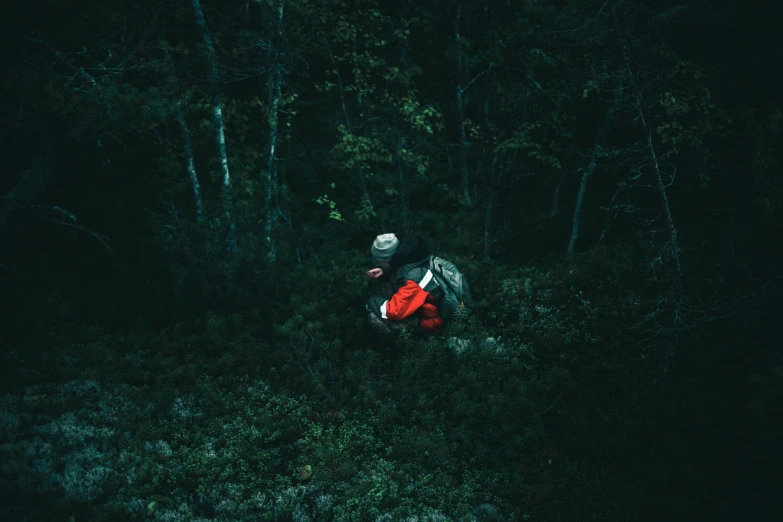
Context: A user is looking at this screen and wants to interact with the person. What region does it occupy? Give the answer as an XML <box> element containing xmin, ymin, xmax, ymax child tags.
<box><xmin>365</xmin><ymin>233</ymin><xmax>445</xmax><ymax>335</ymax></box>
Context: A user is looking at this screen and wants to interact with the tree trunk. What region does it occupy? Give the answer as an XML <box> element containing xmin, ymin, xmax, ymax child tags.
<box><xmin>550</xmin><ymin>168</ymin><xmax>569</xmax><ymax>219</ymax></box>
<box><xmin>211</xmin><ymin>97</ymin><xmax>237</xmax><ymax>252</ymax></box>
<box><xmin>552</xmin><ymin>117</ymin><xmax>580</xmax><ymax>218</ymax></box>
<box><xmin>643</xmin><ymin>111</ymin><xmax>682</xmax><ymax>284</ymax></box>
<box><xmin>616</xmin><ymin>7</ymin><xmax>682</xmax><ymax>285</ymax></box>
<box><xmin>597</xmin><ymin>168</ymin><xmax>635</xmax><ymax>244</ymax></box>
<box><xmin>641</xmin><ymin>106</ymin><xmax>683</xmax><ymax>392</ymax></box>
<box><xmin>191</xmin><ymin>0</ymin><xmax>236</xmax><ymax>252</ymax></box>
<box><xmin>502</xmin><ymin>150</ymin><xmax>518</xmax><ymax>234</ymax></box>
<box><xmin>454</xmin><ymin>7</ymin><xmax>472</xmax><ymax>207</ymax></box>
<box><xmin>614</xmin><ymin>8</ymin><xmax>682</xmax><ymax>387</ymax></box>
<box><xmin>456</xmin><ymin>85</ymin><xmax>471</xmax><ymax>207</ymax></box>
<box><xmin>483</xmin><ymin>152</ymin><xmax>502</xmax><ymax>258</ymax></box>
<box><xmin>173</xmin><ymin>96</ymin><xmax>204</xmax><ymax>224</ymax></box>
<box><xmin>352</xmin><ymin>34</ymin><xmax>363</xmax><ymax>109</ymax></box>
<box><xmin>1</xmin><ymin>151</ymin><xmax>54</xmax><ymax>237</ymax></box>
<box><xmin>264</xmin><ymin>0</ymin><xmax>284</xmax><ymax>263</ymax></box>
<box><xmin>567</xmin><ymin>81</ymin><xmax>622</xmax><ymax>256</ymax></box>
<box><xmin>395</xmin><ymin>139</ymin><xmax>409</xmax><ymax>233</ymax></box>
<box><xmin>264</xmin><ymin>64</ymin><xmax>280</xmax><ymax>262</ymax></box>
<box><xmin>350</xmin><ymin>32</ymin><xmax>374</xmax><ymax>215</ymax></box>
<box><xmin>327</xmin><ymin>39</ymin><xmax>374</xmax><ymax>215</ymax></box>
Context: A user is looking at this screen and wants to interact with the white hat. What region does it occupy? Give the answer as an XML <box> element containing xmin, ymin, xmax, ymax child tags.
<box><xmin>371</xmin><ymin>233</ymin><xmax>400</xmax><ymax>261</ymax></box>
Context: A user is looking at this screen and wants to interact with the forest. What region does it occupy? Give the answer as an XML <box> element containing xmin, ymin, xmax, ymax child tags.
<box><xmin>1</xmin><ymin>0</ymin><xmax>781</xmax><ymax>520</ymax></box>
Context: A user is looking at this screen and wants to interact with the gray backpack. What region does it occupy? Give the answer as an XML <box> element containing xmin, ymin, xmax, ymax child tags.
<box><xmin>429</xmin><ymin>256</ymin><xmax>473</xmax><ymax>320</ymax></box>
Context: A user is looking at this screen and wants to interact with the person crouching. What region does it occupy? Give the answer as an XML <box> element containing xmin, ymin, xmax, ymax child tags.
<box><xmin>365</xmin><ymin>233</ymin><xmax>444</xmax><ymax>336</ymax></box>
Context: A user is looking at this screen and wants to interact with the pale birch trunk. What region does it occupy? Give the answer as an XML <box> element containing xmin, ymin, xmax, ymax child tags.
<box><xmin>173</xmin><ymin>96</ymin><xmax>204</xmax><ymax>224</ymax></box>
<box><xmin>264</xmin><ymin>65</ymin><xmax>280</xmax><ymax>261</ymax></box>
<box><xmin>264</xmin><ymin>0</ymin><xmax>284</xmax><ymax>263</ymax></box>
<box><xmin>191</xmin><ymin>0</ymin><xmax>236</xmax><ymax>252</ymax></box>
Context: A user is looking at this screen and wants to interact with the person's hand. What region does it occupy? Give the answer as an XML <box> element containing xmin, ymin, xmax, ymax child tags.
<box><xmin>365</xmin><ymin>268</ymin><xmax>383</xmax><ymax>279</ymax></box>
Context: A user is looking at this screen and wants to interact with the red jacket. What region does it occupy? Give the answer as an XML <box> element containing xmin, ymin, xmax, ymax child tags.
<box><xmin>368</xmin><ymin>261</ymin><xmax>444</xmax><ymax>333</ymax></box>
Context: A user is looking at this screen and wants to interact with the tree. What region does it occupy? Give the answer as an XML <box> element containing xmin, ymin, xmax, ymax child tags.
<box><xmin>584</xmin><ymin>0</ymin><xmax>735</xmax><ymax>383</ymax></box>
<box><xmin>2</xmin><ymin>1</ymin><xmax>164</xmax><ymax>259</ymax></box>
<box><xmin>172</xmin><ymin>93</ymin><xmax>205</xmax><ymax>224</ymax></box>
<box><xmin>263</xmin><ymin>0</ymin><xmax>286</xmax><ymax>262</ymax></box>
<box><xmin>190</xmin><ymin>0</ymin><xmax>237</xmax><ymax>253</ymax></box>
<box><xmin>308</xmin><ymin>0</ymin><xmax>442</xmax><ymax>230</ymax></box>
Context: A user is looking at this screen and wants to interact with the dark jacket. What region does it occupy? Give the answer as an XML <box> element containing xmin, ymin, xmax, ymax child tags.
<box><xmin>367</xmin><ymin>234</ymin><xmax>444</xmax><ymax>333</ymax></box>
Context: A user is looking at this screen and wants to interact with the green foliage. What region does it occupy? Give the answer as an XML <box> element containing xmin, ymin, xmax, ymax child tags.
<box><xmin>3</xmin><ymin>233</ymin><xmax>682</xmax><ymax>521</ymax></box>
<box><xmin>496</xmin><ymin>123</ymin><xmax>563</xmax><ymax>171</ymax></box>
<box><xmin>315</xmin><ymin>193</ymin><xmax>346</xmax><ymax>222</ymax></box>
<box><xmin>49</xmin><ymin>80</ymin><xmax>172</xmax><ymax>140</ymax></box>
<box><xmin>333</xmin><ymin>124</ymin><xmax>393</xmax><ymax>168</ymax></box>
<box><xmin>653</xmin><ymin>59</ymin><xmax>732</xmax><ymax>177</ymax></box>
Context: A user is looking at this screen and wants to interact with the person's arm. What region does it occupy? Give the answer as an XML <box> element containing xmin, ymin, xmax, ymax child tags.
<box><xmin>366</xmin><ymin>261</ymin><xmax>392</xmax><ymax>280</ymax></box>
<box><xmin>367</xmin><ymin>279</ymin><xmax>428</xmax><ymax>320</ymax></box>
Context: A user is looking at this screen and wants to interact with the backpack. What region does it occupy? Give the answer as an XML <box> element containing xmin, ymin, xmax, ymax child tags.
<box><xmin>429</xmin><ymin>256</ymin><xmax>473</xmax><ymax>320</ymax></box>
